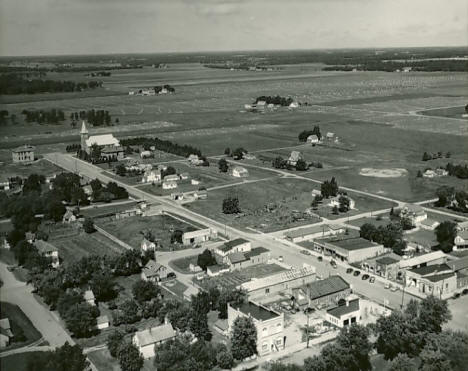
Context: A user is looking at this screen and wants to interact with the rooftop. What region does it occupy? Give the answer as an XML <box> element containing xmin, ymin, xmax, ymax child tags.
<box><xmin>457</xmin><ymin>230</ymin><xmax>468</xmax><ymax>240</ymax></box>
<box><xmin>12</xmin><ymin>145</ymin><xmax>35</xmax><ymax>153</ymax></box>
<box><xmin>240</xmin><ymin>266</ymin><xmax>316</xmax><ymax>292</ymax></box>
<box><xmin>399</xmin><ymin>251</ymin><xmax>447</xmax><ymax>269</ymax></box>
<box><xmin>424</xmin><ymin>273</ymin><xmax>456</xmax><ymax>283</ymax></box>
<box><xmin>376</xmin><ymin>256</ymin><xmax>400</xmax><ymax>266</ymax></box>
<box><xmin>86</xmin><ymin>134</ymin><xmax>120</xmax><ymax>147</ymax></box>
<box><xmin>219</xmin><ymin>238</ymin><xmax>250</xmax><ymax>253</ymax></box>
<box><xmin>327</xmin><ymin>237</ymin><xmax>380</xmax><ymax>251</ymax></box>
<box><xmin>232</xmin><ymin>301</ymin><xmax>280</xmax><ymax>322</ymax></box>
<box><xmin>143</xmin><ymin>260</ymin><xmax>164</xmax><ymax>277</ymax></box>
<box><xmin>134</xmin><ymin>323</ymin><xmax>176</xmax><ymax>347</ymax></box>
<box><xmin>285</xmin><ymin>224</ymin><xmax>335</xmax><ymax>239</ymax></box>
<box><xmin>34</xmin><ymin>239</ymin><xmax>58</xmax><ymax>254</ymax></box>
<box><xmin>97</xmin><ymin>315</ymin><xmax>109</xmax><ymax>325</ymax></box>
<box><xmin>409</xmin><ymin>264</ymin><xmax>451</xmax><ymax>276</ymax></box>
<box><xmin>228</xmin><ymin>252</ymin><xmax>248</xmax><ymax>264</ymax></box>
<box><xmin>308</xmin><ymin>276</ymin><xmax>350</xmax><ymax>300</ymax></box>
<box><xmin>84</xmin><ymin>290</ymin><xmax>95</xmax><ymax>301</ymax></box>
<box><xmin>327</xmin><ymin>298</ymin><xmax>360</xmax><ymax>318</ymax></box>
<box><xmin>244</xmin><ymin>247</ymin><xmax>269</xmax><ymax>259</ymax></box>
<box><xmin>447</xmin><ymin>256</ymin><xmax>468</xmax><ymax>272</ymax></box>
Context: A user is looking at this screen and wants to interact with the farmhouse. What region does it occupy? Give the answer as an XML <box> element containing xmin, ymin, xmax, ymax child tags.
<box><xmin>313</xmin><ymin>237</ymin><xmax>385</xmax><ymax>264</ymax></box>
<box><xmin>228</xmin><ymin>301</ymin><xmax>285</xmax><ymax>356</ymax></box>
<box><xmin>239</xmin><ymin>266</ymin><xmax>316</xmax><ymax>302</ymax></box>
<box><xmin>307</xmin><ymin>135</ymin><xmax>320</xmax><ymax>144</ymax></box>
<box><xmin>188</xmin><ymin>154</ymin><xmax>203</xmax><ymax>166</ymax></box>
<box><xmin>193</xmin><ymin>189</ymin><xmax>208</xmax><ymax>200</ymax></box>
<box><xmin>0</xmin><ymin>318</ymin><xmax>13</xmax><ymax>348</ymax></box>
<box><xmin>11</xmin><ymin>145</ymin><xmax>35</xmax><ymax>163</ymax></box>
<box><xmin>328</xmin><ymin>195</ymin><xmax>355</xmax><ymax>210</ymax></box>
<box><xmin>285</xmin><ymin>224</ymin><xmax>345</xmax><ymax>243</ymax></box>
<box><xmin>182</xmin><ymin>228</ymin><xmax>216</xmax><ymax>246</ymax></box>
<box><xmin>141</xmin><ymin>170</ymin><xmax>161</xmax><ymax>184</ymax></box>
<box><xmin>287</xmin><ymin>151</ymin><xmax>303</xmax><ymax>167</ymax></box>
<box><xmin>232</xmin><ymin>166</ymin><xmax>249</xmax><ymax>178</ymax></box>
<box><xmin>97</xmin><ymin>315</ymin><xmax>110</xmax><ymax>330</ymax></box>
<box><xmin>326</xmin><ymin>132</ymin><xmax>335</xmax><ymax>140</ymax></box>
<box><xmin>133</xmin><ymin>323</ymin><xmax>176</xmax><ymax>359</ymax></box>
<box><xmin>80</xmin><ymin>122</ymin><xmax>124</xmax><ymax>160</ymax></box>
<box><xmin>306</xmin><ymin>275</ymin><xmax>352</xmax><ymax>308</ymax></box>
<box><xmin>62</xmin><ymin>209</ymin><xmax>77</xmax><ymax>224</ymax></box>
<box><xmin>325</xmin><ymin>296</ymin><xmax>361</xmax><ymax>328</ymax></box>
<box><xmin>141</xmin><ymin>260</ymin><xmax>167</xmax><ymax>282</ymax></box>
<box><xmin>34</xmin><ymin>240</ymin><xmax>59</xmax><ymax>268</ymax></box>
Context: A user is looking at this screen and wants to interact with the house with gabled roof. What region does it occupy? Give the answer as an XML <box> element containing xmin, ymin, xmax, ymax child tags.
<box><xmin>84</xmin><ymin>290</ymin><xmax>96</xmax><ymax>306</ymax></box>
<box><xmin>287</xmin><ymin>151</ymin><xmax>303</xmax><ymax>167</ymax></box>
<box><xmin>141</xmin><ymin>260</ymin><xmax>167</xmax><ymax>282</ymax></box>
<box><xmin>306</xmin><ymin>275</ymin><xmax>351</xmax><ymax>308</ymax></box>
<box><xmin>34</xmin><ymin>240</ymin><xmax>59</xmax><ymax>268</ymax></box>
<box><xmin>133</xmin><ymin>323</ymin><xmax>176</xmax><ymax>358</ymax></box>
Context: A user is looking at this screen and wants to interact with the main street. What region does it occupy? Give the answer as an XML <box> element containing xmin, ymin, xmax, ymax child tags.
<box><xmin>43</xmin><ymin>153</ymin><xmax>456</xmax><ymax>310</ymax></box>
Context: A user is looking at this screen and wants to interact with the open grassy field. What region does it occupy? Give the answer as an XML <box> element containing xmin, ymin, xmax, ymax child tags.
<box><xmin>48</xmin><ymin>229</ymin><xmax>128</xmax><ymax>263</ymax></box>
<box><xmin>0</xmin><ymin>351</ymin><xmax>44</xmax><ymax>371</ymax></box>
<box><xmin>0</xmin><ymin>158</ymin><xmax>62</xmax><ymax>179</ymax></box>
<box><xmin>95</xmin><ymin>214</ymin><xmax>204</xmax><ymax>250</ymax></box>
<box><xmin>0</xmin><ymin>302</ymin><xmax>43</xmax><ymax>351</ymax></box>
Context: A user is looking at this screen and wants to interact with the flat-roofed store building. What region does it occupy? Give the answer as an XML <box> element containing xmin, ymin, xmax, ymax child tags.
<box><xmin>239</xmin><ymin>266</ymin><xmax>316</xmax><ymax>302</ymax></box>
<box><xmin>285</xmin><ymin>224</ymin><xmax>345</xmax><ymax>243</ymax></box>
<box><xmin>314</xmin><ymin>237</ymin><xmax>385</xmax><ymax>263</ymax></box>
<box><xmin>12</xmin><ymin>145</ymin><xmax>35</xmax><ymax>163</ymax></box>
<box><xmin>182</xmin><ymin>228</ymin><xmax>216</xmax><ymax>246</ymax></box>
<box><xmin>405</xmin><ymin>263</ymin><xmax>457</xmax><ymax>298</ymax></box>
<box><xmin>325</xmin><ymin>295</ymin><xmax>361</xmax><ymax>328</ymax></box>
<box><xmin>361</xmin><ymin>253</ymin><xmax>402</xmax><ymax>280</ymax></box>
<box><xmin>228</xmin><ymin>301</ymin><xmax>285</xmax><ymax>356</ymax></box>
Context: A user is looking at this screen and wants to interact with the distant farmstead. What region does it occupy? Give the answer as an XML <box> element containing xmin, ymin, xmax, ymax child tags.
<box><xmin>12</xmin><ymin>145</ymin><xmax>35</xmax><ymax>163</ymax></box>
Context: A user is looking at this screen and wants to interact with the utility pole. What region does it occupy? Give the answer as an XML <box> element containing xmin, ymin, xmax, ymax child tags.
<box><xmin>400</xmin><ymin>282</ymin><xmax>406</xmax><ymax>309</ymax></box>
<box><xmin>306</xmin><ymin>311</ymin><xmax>310</xmax><ymax>348</ymax></box>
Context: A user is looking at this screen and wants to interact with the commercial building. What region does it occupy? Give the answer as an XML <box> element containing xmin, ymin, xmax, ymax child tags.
<box><xmin>213</xmin><ymin>238</ymin><xmax>251</xmax><ymax>260</ymax></box>
<box><xmin>228</xmin><ymin>301</ymin><xmax>285</xmax><ymax>356</ymax></box>
<box><xmin>133</xmin><ymin>323</ymin><xmax>176</xmax><ymax>358</ymax></box>
<box><xmin>405</xmin><ymin>264</ymin><xmax>457</xmax><ymax>298</ymax></box>
<box><xmin>285</xmin><ymin>224</ymin><xmax>345</xmax><ymax>243</ymax></box>
<box><xmin>12</xmin><ymin>145</ymin><xmax>35</xmax><ymax>163</ymax></box>
<box><xmin>239</xmin><ymin>266</ymin><xmax>316</xmax><ymax>302</ymax></box>
<box><xmin>361</xmin><ymin>253</ymin><xmax>402</xmax><ymax>280</ymax></box>
<box><xmin>398</xmin><ymin>251</ymin><xmax>448</xmax><ymax>271</ymax></box>
<box><xmin>325</xmin><ymin>296</ymin><xmax>361</xmax><ymax>328</ymax></box>
<box><xmin>306</xmin><ymin>275</ymin><xmax>351</xmax><ymax>308</ymax></box>
<box><xmin>182</xmin><ymin>228</ymin><xmax>216</xmax><ymax>246</ymax></box>
<box><xmin>314</xmin><ymin>237</ymin><xmax>385</xmax><ymax>263</ymax></box>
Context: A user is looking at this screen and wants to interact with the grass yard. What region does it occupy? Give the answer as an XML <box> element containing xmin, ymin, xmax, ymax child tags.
<box><xmin>0</xmin><ymin>302</ymin><xmax>42</xmax><ymax>351</ymax></box>
<box><xmin>347</xmin><ymin>215</ymin><xmax>393</xmax><ymax>228</ymax></box>
<box><xmin>49</xmin><ymin>230</ymin><xmax>128</xmax><ymax>263</ymax></box>
<box><xmin>79</xmin><ymin>201</ymin><xmax>139</xmax><ymax>219</ymax></box>
<box><xmin>404</xmin><ymin>229</ymin><xmax>438</xmax><ymax>249</ymax></box>
<box><xmin>87</xmin><ymin>348</ymin><xmax>120</xmax><ymax>371</ymax></box>
<box><xmin>161</xmin><ymin>280</ymin><xmax>188</xmax><ymax>299</ymax></box>
<box><xmin>0</xmin><ymin>351</ymin><xmax>44</xmax><ymax>371</ymax></box>
<box><xmin>0</xmin><ymin>158</ymin><xmax>62</xmax><ymax>180</ymax></box>
<box><xmin>95</xmin><ymin>214</ymin><xmax>203</xmax><ymax>251</ymax></box>
<box><xmin>170</xmin><ymin>254</ymin><xmax>199</xmax><ymax>274</ymax></box>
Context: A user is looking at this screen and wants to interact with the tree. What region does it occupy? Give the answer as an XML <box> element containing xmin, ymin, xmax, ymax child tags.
<box><xmin>90</xmin><ymin>271</ymin><xmax>117</xmax><ymax>302</ymax></box>
<box><xmin>224</xmin><ymin>147</ymin><xmax>231</xmax><ymax>156</ymax></box>
<box><xmin>197</xmin><ymin>249</ymin><xmax>217</xmax><ymax>271</ymax></box>
<box><xmin>22</xmin><ymin>174</ymin><xmax>44</xmax><ymax>194</ymax></box>
<box><xmin>217</xmin><ymin>350</ymin><xmax>234</xmax><ymax>369</ymax></box>
<box><xmin>118</xmin><ymin>342</ymin><xmax>144</xmax><ymax>371</ymax></box>
<box><xmin>400</xmin><ymin>216</ymin><xmax>413</xmax><ymax>231</ymax></box>
<box><xmin>218</xmin><ymin>158</ymin><xmax>229</xmax><ymax>173</ymax></box>
<box><xmin>90</xmin><ymin>143</ymin><xmax>101</xmax><ymax>161</ymax></box>
<box><xmin>338</xmin><ymin>195</ymin><xmax>350</xmax><ymax>212</ymax></box>
<box><xmin>435</xmin><ymin>186</ymin><xmax>455</xmax><ymax>207</ymax></box>
<box><xmin>321</xmin><ymin>177</ymin><xmax>339</xmax><ymax>198</ymax></box>
<box><xmin>422</xmin><ymin>152</ymin><xmax>432</xmax><ymax>161</ymax></box>
<box><xmin>419</xmin><ymin>330</ymin><xmax>468</xmax><ymax>371</ymax></box>
<box><xmin>190</xmin><ymin>311</ymin><xmax>212</xmax><ymax>341</ymax></box>
<box><xmin>218</xmin><ymin>288</ymin><xmax>247</xmax><ymax>319</ymax></box>
<box><xmin>222</xmin><ymin>195</ymin><xmax>241</xmax><ymax>214</ymax></box>
<box><xmin>63</xmin><ymin>303</ymin><xmax>98</xmax><ymax>338</ymax></box>
<box><xmin>132</xmin><ymin>280</ymin><xmax>161</xmax><ymax>304</ymax></box>
<box><xmin>107</xmin><ymin>330</ymin><xmax>125</xmax><ymax>357</ymax></box>
<box><xmin>296</xmin><ymin>159</ymin><xmax>308</xmax><ymax>171</ymax></box>
<box><xmin>232</xmin><ymin>148</ymin><xmax>246</xmax><ymax>160</ymax></box>
<box><xmin>116</xmin><ymin>163</ymin><xmax>127</xmax><ymax>177</ymax></box>
<box><xmin>231</xmin><ymin>316</ymin><xmax>257</xmax><ymax>360</ymax></box>
<box><xmin>417</xmin><ymin>295</ymin><xmax>451</xmax><ymax>333</ymax></box>
<box><xmin>27</xmin><ymin>342</ymin><xmax>89</xmax><ymax>371</ymax></box>
<box><xmin>170</xmin><ymin>230</ymin><xmax>183</xmax><ymax>244</ymax></box>
<box><xmin>120</xmin><ymin>300</ymin><xmax>140</xmax><ymax>324</ymax></box>
<box><xmin>83</xmin><ymin>217</ymin><xmax>95</xmax><ymax>233</ymax></box>
<box><xmin>387</xmin><ymin>353</ymin><xmax>417</xmax><ymax>371</ymax></box>
<box><xmin>434</xmin><ymin>221</ymin><xmax>457</xmax><ymax>252</ymax></box>
<box><xmin>272</xmin><ymin>156</ymin><xmax>287</xmax><ymax>169</ymax></box>
<box><xmin>90</xmin><ymin>178</ymin><xmax>102</xmax><ymax>193</ymax></box>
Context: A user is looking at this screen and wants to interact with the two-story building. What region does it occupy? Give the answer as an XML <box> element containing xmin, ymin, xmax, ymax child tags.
<box><xmin>12</xmin><ymin>145</ymin><xmax>35</xmax><ymax>163</ymax></box>
<box><xmin>141</xmin><ymin>260</ymin><xmax>167</xmax><ymax>282</ymax></box>
<box><xmin>306</xmin><ymin>275</ymin><xmax>352</xmax><ymax>309</ymax></box>
<box><xmin>133</xmin><ymin>323</ymin><xmax>176</xmax><ymax>358</ymax></box>
<box><xmin>34</xmin><ymin>240</ymin><xmax>60</xmax><ymax>268</ymax></box>
<box><xmin>228</xmin><ymin>301</ymin><xmax>285</xmax><ymax>357</ymax></box>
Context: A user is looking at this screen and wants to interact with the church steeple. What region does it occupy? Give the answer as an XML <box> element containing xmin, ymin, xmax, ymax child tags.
<box><xmin>80</xmin><ymin>121</ymin><xmax>89</xmax><ymax>152</ymax></box>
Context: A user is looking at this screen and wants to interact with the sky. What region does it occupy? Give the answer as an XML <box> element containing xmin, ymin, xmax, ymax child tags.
<box><xmin>0</xmin><ymin>0</ymin><xmax>466</xmax><ymax>56</ymax></box>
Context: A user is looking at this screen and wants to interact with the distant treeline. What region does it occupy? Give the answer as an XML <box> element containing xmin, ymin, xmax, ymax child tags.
<box><xmin>120</xmin><ymin>137</ymin><xmax>202</xmax><ymax>158</ymax></box>
<box><xmin>70</xmin><ymin>110</ymin><xmax>112</xmax><ymax>127</ymax></box>
<box><xmin>86</xmin><ymin>71</ymin><xmax>112</xmax><ymax>77</ymax></box>
<box><xmin>323</xmin><ymin>60</ymin><xmax>467</xmax><ymax>72</ymax></box>
<box><xmin>0</xmin><ymin>74</ymin><xmax>103</xmax><ymax>95</ymax></box>
<box><xmin>255</xmin><ymin>95</ymin><xmax>293</xmax><ymax>106</ymax></box>
<box><xmin>155</xmin><ymin>84</ymin><xmax>175</xmax><ymax>93</ymax></box>
<box><xmin>445</xmin><ymin>163</ymin><xmax>468</xmax><ymax>179</ymax></box>
<box><xmin>22</xmin><ymin>109</ymin><xmax>65</xmax><ymax>124</ymax></box>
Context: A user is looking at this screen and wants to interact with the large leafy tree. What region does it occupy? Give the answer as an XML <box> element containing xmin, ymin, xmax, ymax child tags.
<box><xmin>107</xmin><ymin>330</ymin><xmax>125</xmax><ymax>357</ymax></box>
<box><xmin>218</xmin><ymin>158</ymin><xmax>229</xmax><ymax>173</ymax></box>
<box><xmin>63</xmin><ymin>303</ymin><xmax>98</xmax><ymax>338</ymax></box>
<box><xmin>197</xmin><ymin>249</ymin><xmax>217</xmax><ymax>271</ymax></box>
<box><xmin>28</xmin><ymin>342</ymin><xmax>89</xmax><ymax>371</ymax></box>
<box><xmin>231</xmin><ymin>316</ymin><xmax>257</xmax><ymax>360</ymax></box>
<box><xmin>434</xmin><ymin>221</ymin><xmax>457</xmax><ymax>253</ymax></box>
<box><xmin>118</xmin><ymin>342</ymin><xmax>144</xmax><ymax>371</ymax></box>
<box><xmin>132</xmin><ymin>279</ymin><xmax>161</xmax><ymax>304</ymax></box>
<box><xmin>222</xmin><ymin>195</ymin><xmax>241</xmax><ymax>214</ymax></box>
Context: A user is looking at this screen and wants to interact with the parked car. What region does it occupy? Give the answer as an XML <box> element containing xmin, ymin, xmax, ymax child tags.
<box><xmin>453</xmin><ymin>293</ymin><xmax>461</xmax><ymax>299</ymax></box>
<box><xmin>346</xmin><ymin>268</ymin><xmax>354</xmax><ymax>274</ymax></box>
<box><xmin>317</xmin><ymin>256</ymin><xmax>323</xmax><ymax>262</ymax></box>
<box><xmin>278</xmin><ymin>256</ymin><xmax>284</xmax><ymax>262</ymax></box>
<box><xmin>362</xmin><ymin>274</ymin><xmax>370</xmax><ymax>280</ymax></box>
<box><xmin>301</xmin><ymin>250</ymin><xmax>311</xmax><ymax>255</ymax></box>
<box><xmin>167</xmin><ymin>272</ymin><xmax>177</xmax><ymax>279</ymax></box>
<box><xmin>369</xmin><ymin>276</ymin><xmax>375</xmax><ymax>283</ymax></box>
<box><xmin>353</xmin><ymin>270</ymin><xmax>361</xmax><ymax>276</ymax></box>
<box><xmin>390</xmin><ymin>285</ymin><xmax>399</xmax><ymax>292</ymax></box>
<box><xmin>463</xmin><ymin>288</ymin><xmax>468</xmax><ymax>295</ymax></box>
<box><xmin>330</xmin><ymin>260</ymin><xmax>337</xmax><ymax>268</ymax></box>
<box><xmin>384</xmin><ymin>283</ymin><xmax>391</xmax><ymax>289</ymax></box>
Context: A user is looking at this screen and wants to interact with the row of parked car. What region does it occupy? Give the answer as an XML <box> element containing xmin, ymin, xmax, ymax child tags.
<box><xmin>346</xmin><ymin>267</ymin><xmax>376</xmax><ymax>283</ymax></box>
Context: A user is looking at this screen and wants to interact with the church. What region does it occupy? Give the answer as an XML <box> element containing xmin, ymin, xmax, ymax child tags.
<box><xmin>80</xmin><ymin>121</ymin><xmax>124</xmax><ymax>160</ymax></box>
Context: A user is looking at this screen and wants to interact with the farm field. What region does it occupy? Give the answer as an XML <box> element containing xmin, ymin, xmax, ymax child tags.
<box><xmin>95</xmin><ymin>214</ymin><xmax>205</xmax><ymax>250</ymax></box>
<box><xmin>0</xmin><ymin>351</ymin><xmax>44</xmax><ymax>371</ymax></box>
<box><xmin>48</xmin><ymin>229</ymin><xmax>128</xmax><ymax>263</ymax></box>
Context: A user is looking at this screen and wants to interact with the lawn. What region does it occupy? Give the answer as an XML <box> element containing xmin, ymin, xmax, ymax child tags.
<box><xmin>0</xmin><ymin>351</ymin><xmax>44</xmax><ymax>371</ymax></box>
<box><xmin>48</xmin><ymin>230</ymin><xmax>128</xmax><ymax>263</ymax></box>
<box><xmin>170</xmin><ymin>254</ymin><xmax>199</xmax><ymax>274</ymax></box>
<box><xmin>161</xmin><ymin>280</ymin><xmax>188</xmax><ymax>299</ymax></box>
<box><xmin>95</xmin><ymin>214</ymin><xmax>204</xmax><ymax>251</ymax></box>
<box><xmin>87</xmin><ymin>348</ymin><xmax>120</xmax><ymax>371</ymax></box>
<box><xmin>80</xmin><ymin>201</ymin><xmax>139</xmax><ymax>219</ymax></box>
<box><xmin>0</xmin><ymin>158</ymin><xmax>62</xmax><ymax>180</ymax></box>
<box><xmin>0</xmin><ymin>302</ymin><xmax>43</xmax><ymax>351</ymax></box>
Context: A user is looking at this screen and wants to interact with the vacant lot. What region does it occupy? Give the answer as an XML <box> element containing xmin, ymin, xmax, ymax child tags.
<box><xmin>96</xmin><ymin>214</ymin><xmax>204</xmax><ymax>250</ymax></box>
<box><xmin>0</xmin><ymin>302</ymin><xmax>43</xmax><ymax>351</ymax></box>
<box><xmin>49</xmin><ymin>230</ymin><xmax>128</xmax><ymax>263</ymax></box>
<box><xmin>170</xmin><ymin>254</ymin><xmax>199</xmax><ymax>274</ymax></box>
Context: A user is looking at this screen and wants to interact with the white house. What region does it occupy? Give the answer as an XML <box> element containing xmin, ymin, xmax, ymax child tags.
<box><xmin>62</xmin><ymin>209</ymin><xmax>77</xmax><ymax>224</ymax></box>
<box><xmin>179</xmin><ymin>173</ymin><xmax>189</xmax><ymax>180</ymax></box>
<box><xmin>182</xmin><ymin>228</ymin><xmax>216</xmax><ymax>246</ymax></box>
<box><xmin>163</xmin><ymin>174</ymin><xmax>179</xmax><ymax>182</ymax></box>
<box><xmin>287</xmin><ymin>151</ymin><xmax>302</xmax><ymax>167</ymax></box>
<box><xmin>232</xmin><ymin>166</ymin><xmax>249</xmax><ymax>178</ymax></box>
<box><xmin>289</xmin><ymin>102</ymin><xmax>299</xmax><ymax>108</ymax></box>
<box><xmin>162</xmin><ymin>181</ymin><xmax>177</xmax><ymax>190</ymax></box>
<box><xmin>140</xmin><ymin>151</ymin><xmax>152</xmax><ymax>159</ymax></box>
<box><xmin>307</xmin><ymin>135</ymin><xmax>320</xmax><ymax>144</ymax></box>
<box><xmin>141</xmin><ymin>260</ymin><xmax>167</xmax><ymax>282</ymax></box>
<box><xmin>328</xmin><ymin>195</ymin><xmax>355</xmax><ymax>210</ymax></box>
<box><xmin>34</xmin><ymin>240</ymin><xmax>59</xmax><ymax>268</ymax></box>
<box><xmin>84</xmin><ymin>290</ymin><xmax>96</xmax><ymax>306</ymax></box>
<box><xmin>454</xmin><ymin>230</ymin><xmax>468</xmax><ymax>250</ymax></box>
<box><xmin>399</xmin><ymin>204</ymin><xmax>427</xmax><ymax>226</ymax></box>
<box><xmin>141</xmin><ymin>170</ymin><xmax>161</xmax><ymax>184</ymax></box>
<box><xmin>188</xmin><ymin>154</ymin><xmax>203</xmax><ymax>166</ymax></box>
<box><xmin>97</xmin><ymin>315</ymin><xmax>110</xmax><ymax>330</ymax></box>
<box><xmin>141</xmin><ymin>238</ymin><xmax>156</xmax><ymax>252</ymax></box>
<box><xmin>326</xmin><ymin>132</ymin><xmax>335</xmax><ymax>140</ymax></box>
<box><xmin>191</xmin><ymin>179</ymin><xmax>200</xmax><ymax>185</ymax></box>
<box><xmin>133</xmin><ymin>323</ymin><xmax>176</xmax><ymax>359</ymax></box>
